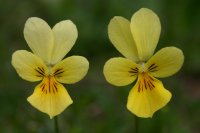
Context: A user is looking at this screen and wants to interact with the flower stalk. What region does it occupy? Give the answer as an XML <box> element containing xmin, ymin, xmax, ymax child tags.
<box><xmin>54</xmin><ymin>116</ymin><xmax>59</xmax><ymax>133</ymax></box>
<box><xmin>135</xmin><ymin>116</ymin><xmax>139</xmax><ymax>133</ymax></box>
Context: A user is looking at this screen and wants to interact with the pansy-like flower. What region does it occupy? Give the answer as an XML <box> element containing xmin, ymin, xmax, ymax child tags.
<box><xmin>12</xmin><ymin>17</ymin><xmax>89</xmax><ymax>118</ymax></box>
<box><xmin>103</xmin><ymin>8</ymin><xmax>184</xmax><ymax>118</ymax></box>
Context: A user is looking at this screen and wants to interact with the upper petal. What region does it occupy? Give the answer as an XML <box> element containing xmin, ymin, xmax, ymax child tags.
<box><xmin>145</xmin><ymin>47</ymin><xmax>184</xmax><ymax>78</ymax></box>
<box><xmin>130</xmin><ymin>8</ymin><xmax>161</xmax><ymax>61</ymax></box>
<box><xmin>108</xmin><ymin>16</ymin><xmax>139</xmax><ymax>61</ymax></box>
<box><xmin>24</xmin><ymin>17</ymin><xmax>54</xmax><ymax>65</ymax></box>
<box><xmin>52</xmin><ymin>56</ymin><xmax>89</xmax><ymax>84</ymax></box>
<box><xmin>51</xmin><ymin>20</ymin><xmax>78</xmax><ymax>65</ymax></box>
<box><xmin>127</xmin><ymin>73</ymin><xmax>172</xmax><ymax>118</ymax></box>
<box><xmin>27</xmin><ymin>77</ymin><xmax>73</xmax><ymax>118</ymax></box>
<box><xmin>12</xmin><ymin>50</ymin><xmax>47</xmax><ymax>82</ymax></box>
<box><xmin>103</xmin><ymin>57</ymin><xmax>139</xmax><ymax>86</ymax></box>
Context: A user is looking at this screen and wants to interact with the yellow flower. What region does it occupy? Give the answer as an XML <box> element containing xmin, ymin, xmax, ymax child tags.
<box><xmin>12</xmin><ymin>17</ymin><xmax>89</xmax><ymax>118</ymax></box>
<box><xmin>103</xmin><ymin>8</ymin><xmax>184</xmax><ymax>118</ymax></box>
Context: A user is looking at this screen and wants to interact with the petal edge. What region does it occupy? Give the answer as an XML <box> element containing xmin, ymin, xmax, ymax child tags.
<box><xmin>12</xmin><ymin>50</ymin><xmax>47</xmax><ymax>82</ymax></box>
<box><xmin>131</xmin><ymin>8</ymin><xmax>161</xmax><ymax>61</ymax></box>
<box><xmin>146</xmin><ymin>47</ymin><xmax>184</xmax><ymax>78</ymax></box>
<box><xmin>27</xmin><ymin>77</ymin><xmax>73</xmax><ymax>118</ymax></box>
<box><xmin>24</xmin><ymin>17</ymin><xmax>54</xmax><ymax>64</ymax></box>
<box><xmin>127</xmin><ymin>74</ymin><xmax>171</xmax><ymax>118</ymax></box>
<box><xmin>52</xmin><ymin>56</ymin><xmax>89</xmax><ymax>84</ymax></box>
<box><xmin>103</xmin><ymin>57</ymin><xmax>139</xmax><ymax>86</ymax></box>
<box><xmin>51</xmin><ymin>20</ymin><xmax>78</xmax><ymax>64</ymax></box>
<box><xmin>108</xmin><ymin>16</ymin><xmax>139</xmax><ymax>61</ymax></box>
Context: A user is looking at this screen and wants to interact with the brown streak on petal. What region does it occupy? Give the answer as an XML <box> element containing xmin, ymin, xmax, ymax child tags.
<box><xmin>52</xmin><ymin>84</ymin><xmax>55</xmax><ymax>94</ymax></box>
<box><xmin>40</xmin><ymin>83</ymin><xmax>44</xmax><ymax>87</ymax></box>
<box><xmin>53</xmin><ymin>83</ymin><xmax>58</xmax><ymax>92</ymax></box>
<box><xmin>130</xmin><ymin>74</ymin><xmax>136</xmax><ymax>77</ymax></box>
<box><xmin>148</xmin><ymin>76</ymin><xmax>154</xmax><ymax>81</ymax></box>
<box><xmin>138</xmin><ymin>73</ymin><xmax>156</xmax><ymax>92</ymax></box>
<box><xmin>141</xmin><ymin>82</ymin><xmax>143</xmax><ymax>92</ymax></box>
<box><xmin>131</xmin><ymin>68</ymin><xmax>138</xmax><ymax>71</ymax></box>
<box><xmin>128</xmin><ymin>70</ymin><xmax>137</xmax><ymax>73</ymax></box>
<box><xmin>38</xmin><ymin>67</ymin><xmax>44</xmax><ymax>73</ymax></box>
<box><xmin>41</xmin><ymin>84</ymin><xmax>46</xmax><ymax>91</ymax></box>
<box><xmin>48</xmin><ymin>77</ymin><xmax>51</xmax><ymax>93</ymax></box>
<box><xmin>54</xmin><ymin>68</ymin><xmax>62</xmax><ymax>73</ymax></box>
<box><xmin>150</xmin><ymin>70</ymin><xmax>158</xmax><ymax>72</ymax></box>
<box><xmin>149</xmin><ymin>66</ymin><xmax>158</xmax><ymax>71</ymax></box>
<box><xmin>54</xmin><ymin>68</ymin><xmax>64</xmax><ymax>76</ymax></box>
<box><xmin>129</xmin><ymin>68</ymin><xmax>138</xmax><ymax>74</ymax></box>
<box><xmin>138</xmin><ymin>81</ymin><xmax>141</xmax><ymax>92</ymax></box>
<box><xmin>41</xmin><ymin>67</ymin><xmax>45</xmax><ymax>72</ymax></box>
<box><xmin>55</xmin><ymin>71</ymin><xmax>64</xmax><ymax>76</ymax></box>
<box><xmin>147</xmin><ymin>81</ymin><xmax>153</xmax><ymax>90</ymax></box>
<box><xmin>149</xmin><ymin>80</ymin><xmax>155</xmax><ymax>88</ymax></box>
<box><xmin>148</xmin><ymin>63</ymin><xmax>155</xmax><ymax>69</ymax></box>
<box><xmin>144</xmin><ymin>79</ymin><xmax>147</xmax><ymax>90</ymax></box>
<box><xmin>35</xmin><ymin>69</ymin><xmax>44</xmax><ymax>76</ymax></box>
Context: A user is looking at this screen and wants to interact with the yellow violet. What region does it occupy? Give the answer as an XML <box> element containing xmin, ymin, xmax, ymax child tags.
<box><xmin>12</xmin><ymin>17</ymin><xmax>89</xmax><ymax>118</ymax></box>
<box><xmin>103</xmin><ymin>8</ymin><xmax>184</xmax><ymax>118</ymax></box>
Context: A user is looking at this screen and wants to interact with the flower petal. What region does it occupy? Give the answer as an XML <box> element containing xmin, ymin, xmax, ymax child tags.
<box><xmin>108</xmin><ymin>16</ymin><xmax>139</xmax><ymax>61</ymax></box>
<box><xmin>12</xmin><ymin>50</ymin><xmax>47</xmax><ymax>82</ymax></box>
<box><xmin>103</xmin><ymin>57</ymin><xmax>139</xmax><ymax>86</ymax></box>
<box><xmin>145</xmin><ymin>47</ymin><xmax>184</xmax><ymax>78</ymax></box>
<box><xmin>24</xmin><ymin>17</ymin><xmax>54</xmax><ymax>64</ymax></box>
<box><xmin>127</xmin><ymin>73</ymin><xmax>172</xmax><ymax>118</ymax></box>
<box><xmin>51</xmin><ymin>20</ymin><xmax>78</xmax><ymax>65</ymax></box>
<box><xmin>130</xmin><ymin>8</ymin><xmax>161</xmax><ymax>61</ymax></box>
<box><xmin>52</xmin><ymin>56</ymin><xmax>89</xmax><ymax>84</ymax></box>
<box><xmin>27</xmin><ymin>77</ymin><xmax>73</xmax><ymax>118</ymax></box>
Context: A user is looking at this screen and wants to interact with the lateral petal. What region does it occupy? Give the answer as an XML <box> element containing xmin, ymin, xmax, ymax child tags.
<box><xmin>51</xmin><ymin>20</ymin><xmax>78</xmax><ymax>65</ymax></box>
<box><xmin>103</xmin><ymin>57</ymin><xmax>139</xmax><ymax>86</ymax></box>
<box><xmin>146</xmin><ymin>47</ymin><xmax>184</xmax><ymax>78</ymax></box>
<box><xmin>12</xmin><ymin>50</ymin><xmax>47</xmax><ymax>82</ymax></box>
<box><xmin>52</xmin><ymin>56</ymin><xmax>89</xmax><ymax>84</ymax></box>
<box><xmin>127</xmin><ymin>73</ymin><xmax>172</xmax><ymax>118</ymax></box>
<box><xmin>108</xmin><ymin>16</ymin><xmax>139</xmax><ymax>61</ymax></box>
<box><xmin>130</xmin><ymin>8</ymin><xmax>161</xmax><ymax>61</ymax></box>
<box><xmin>27</xmin><ymin>77</ymin><xmax>73</xmax><ymax>118</ymax></box>
<box><xmin>24</xmin><ymin>17</ymin><xmax>54</xmax><ymax>65</ymax></box>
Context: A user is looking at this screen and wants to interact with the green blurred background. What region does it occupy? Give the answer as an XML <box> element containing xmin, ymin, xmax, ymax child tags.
<box><xmin>0</xmin><ymin>0</ymin><xmax>200</xmax><ymax>133</ymax></box>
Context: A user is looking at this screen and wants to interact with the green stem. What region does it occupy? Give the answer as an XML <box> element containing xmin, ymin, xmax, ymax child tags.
<box><xmin>54</xmin><ymin>116</ymin><xmax>59</xmax><ymax>133</ymax></box>
<box><xmin>135</xmin><ymin>116</ymin><xmax>139</xmax><ymax>133</ymax></box>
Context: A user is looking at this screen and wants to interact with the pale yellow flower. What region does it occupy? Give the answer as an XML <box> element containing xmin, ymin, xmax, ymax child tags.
<box><xmin>12</xmin><ymin>17</ymin><xmax>89</xmax><ymax>118</ymax></box>
<box><xmin>103</xmin><ymin>8</ymin><xmax>184</xmax><ymax>118</ymax></box>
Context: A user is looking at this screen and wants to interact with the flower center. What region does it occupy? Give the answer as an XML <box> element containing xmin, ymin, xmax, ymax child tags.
<box><xmin>138</xmin><ymin>62</ymin><xmax>146</xmax><ymax>73</ymax></box>
<box><xmin>34</xmin><ymin>66</ymin><xmax>65</xmax><ymax>94</ymax></box>
<box><xmin>35</xmin><ymin>66</ymin><xmax>65</xmax><ymax>77</ymax></box>
<box><xmin>129</xmin><ymin>62</ymin><xmax>158</xmax><ymax>92</ymax></box>
<box><xmin>47</xmin><ymin>66</ymin><xmax>53</xmax><ymax>76</ymax></box>
<box><xmin>40</xmin><ymin>76</ymin><xmax>59</xmax><ymax>94</ymax></box>
<box><xmin>137</xmin><ymin>73</ymin><xmax>155</xmax><ymax>92</ymax></box>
